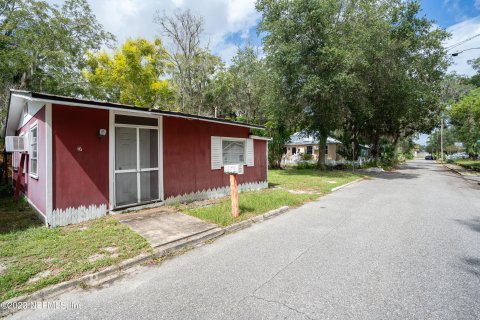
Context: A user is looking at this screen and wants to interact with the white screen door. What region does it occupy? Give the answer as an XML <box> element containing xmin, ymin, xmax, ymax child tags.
<box><xmin>115</xmin><ymin>126</ymin><xmax>159</xmax><ymax>207</ymax></box>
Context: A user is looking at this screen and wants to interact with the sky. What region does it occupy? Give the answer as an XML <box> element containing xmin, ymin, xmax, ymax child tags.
<box><xmin>45</xmin><ymin>0</ymin><xmax>480</xmax><ymax>76</ymax></box>
<box><xmin>47</xmin><ymin>0</ymin><xmax>480</xmax><ymax>145</ymax></box>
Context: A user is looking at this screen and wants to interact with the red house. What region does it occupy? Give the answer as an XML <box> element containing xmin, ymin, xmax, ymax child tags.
<box><xmin>4</xmin><ymin>90</ymin><xmax>269</xmax><ymax>227</ymax></box>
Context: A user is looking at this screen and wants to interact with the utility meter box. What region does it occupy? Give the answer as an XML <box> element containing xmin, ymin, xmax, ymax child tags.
<box><xmin>224</xmin><ymin>164</ymin><xmax>244</xmax><ymax>175</ymax></box>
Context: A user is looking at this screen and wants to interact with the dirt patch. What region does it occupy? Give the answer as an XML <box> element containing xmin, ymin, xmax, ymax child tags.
<box><xmin>175</xmin><ymin>197</ymin><xmax>226</xmax><ymax>210</ymax></box>
<box><xmin>101</xmin><ymin>247</ymin><xmax>119</xmax><ymax>259</ymax></box>
<box><xmin>0</xmin><ymin>262</ymin><xmax>6</xmax><ymax>275</ymax></box>
<box><xmin>88</xmin><ymin>253</ymin><xmax>106</xmax><ymax>263</ymax></box>
<box><xmin>26</xmin><ymin>269</ymin><xmax>60</xmax><ymax>284</ymax></box>
<box><xmin>272</xmin><ymin>186</ymin><xmax>319</xmax><ymax>195</ymax></box>
<box><xmin>102</xmin><ymin>246</ymin><xmax>118</xmax><ymax>254</ymax></box>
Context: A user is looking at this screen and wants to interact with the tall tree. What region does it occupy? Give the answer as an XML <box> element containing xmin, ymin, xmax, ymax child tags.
<box><xmin>0</xmin><ymin>0</ymin><xmax>114</xmax><ymax>96</ymax></box>
<box><xmin>155</xmin><ymin>9</ymin><xmax>222</xmax><ymax>115</ymax></box>
<box><xmin>83</xmin><ymin>38</ymin><xmax>175</xmax><ymax>109</ymax></box>
<box><xmin>228</xmin><ymin>46</ymin><xmax>268</xmax><ymax>124</ymax></box>
<box><xmin>257</xmin><ymin>0</ymin><xmax>355</xmax><ymax>168</ymax></box>
<box><xmin>0</xmin><ymin>0</ymin><xmax>113</xmax><ymax>182</ymax></box>
<box><xmin>257</xmin><ymin>0</ymin><xmax>449</xmax><ymax>165</ymax></box>
<box><xmin>360</xmin><ymin>0</ymin><xmax>448</xmax><ymax>159</ymax></box>
<box><xmin>449</xmin><ymin>88</ymin><xmax>480</xmax><ymax>155</ymax></box>
<box><xmin>468</xmin><ymin>57</ymin><xmax>480</xmax><ymax>87</ymax></box>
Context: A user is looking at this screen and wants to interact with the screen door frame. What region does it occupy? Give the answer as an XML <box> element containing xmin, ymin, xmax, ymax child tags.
<box><xmin>109</xmin><ymin>111</ymin><xmax>163</xmax><ymax>209</ymax></box>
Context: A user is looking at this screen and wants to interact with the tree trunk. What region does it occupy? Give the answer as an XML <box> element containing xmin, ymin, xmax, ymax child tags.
<box><xmin>392</xmin><ymin>134</ymin><xmax>400</xmax><ymax>160</ymax></box>
<box><xmin>317</xmin><ymin>136</ymin><xmax>327</xmax><ymax>170</ymax></box>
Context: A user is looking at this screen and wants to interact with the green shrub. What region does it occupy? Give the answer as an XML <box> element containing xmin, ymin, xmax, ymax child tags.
<box><xmin>301</xmin><ymin>153</ymin><xmax>313</xmax><ymax>161</ymax></box>
<box><xmin>296</xmin><ymin>161</ymin><xmax>317</xmax><ymax>169</ymax></box>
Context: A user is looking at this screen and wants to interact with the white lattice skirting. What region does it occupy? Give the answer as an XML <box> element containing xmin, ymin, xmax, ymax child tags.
<box><xmin>164</xmin><ymin>180</ymin><xmax>268</xmax><ymax>205</ymax></box>
<box><xmin>47</xmin><ymin>204</ymin><xmax>108</xmax><ymax>227</ymax></box>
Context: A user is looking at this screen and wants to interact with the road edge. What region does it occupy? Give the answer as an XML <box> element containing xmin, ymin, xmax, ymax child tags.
<box><xmin>331</xmin><ymin>177</ymin><xmax>365</xmax><ymax>192</ymax></box>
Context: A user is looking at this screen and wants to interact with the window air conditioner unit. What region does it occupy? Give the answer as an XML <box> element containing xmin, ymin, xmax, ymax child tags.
<box><xmin>5</xmin><ymin>136</ymin><xmax>29</xmax><ymax>153</ymax></box>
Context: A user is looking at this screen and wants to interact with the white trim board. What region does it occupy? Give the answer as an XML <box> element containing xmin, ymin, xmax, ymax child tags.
<box><xmin>45</xmin><ymin>104</ymin><xmax>53</xmax><ymax>220</ymax></box>
<box><xmin>108</xmin><ymin>110</ymin><xmax>115</xmax><ymax>210</ymax></box>
<box><xmin>158</xmin><ymin>116</ymin><xmax>164</xmax><ymax>201</ymax></box>
<box><xmin>249</xmin><ymin>135</ymin><xmax>272</xmax><ymax>141</ymax></box>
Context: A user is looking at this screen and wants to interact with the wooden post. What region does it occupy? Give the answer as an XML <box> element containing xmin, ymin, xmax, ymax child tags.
<box><xmin>230</xmin><ymin>174</ymin><xmax>239</xmax><ymax>218</ymax></box>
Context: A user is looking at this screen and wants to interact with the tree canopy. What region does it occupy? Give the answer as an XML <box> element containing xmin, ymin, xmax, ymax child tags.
<box><xmin>0</xmin><ymin>0</ymin><xmax>114</xmax><ymax>141</ymax></box>
<box><xmin>449</xmin><ymin>88</ymin><xmax>480</xmax><ymax>155</ymax></box>
<box><xmin>83</xmin><ymin>38</ymin><xmax>174</xmax><ymax>109</ymax></box>
<box><xmin>256</xmin><ymin>0</ymin><xmax>449</xmax><ymax>166</ymax></box>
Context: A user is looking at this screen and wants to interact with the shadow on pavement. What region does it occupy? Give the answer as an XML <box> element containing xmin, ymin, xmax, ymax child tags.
<box><xmin>461</xmin><ymin>257</ymin><xmax>480</xmax><ymax>279</ymax></box>
<box><xmin>363</xmin><ymin>171</ymin><xmax>419</xmax><ymax>180</ymax></box>
<box><xmin>454</xmin><ymin>217</ymin><xmax>480</xmax><ymax>233</ymax></box>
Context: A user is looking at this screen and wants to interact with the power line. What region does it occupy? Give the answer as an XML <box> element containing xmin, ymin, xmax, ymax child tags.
<box><xmin>446</xmin><ymin>33</ymin><xmax>480</xmax><ymax>51</ymax></box>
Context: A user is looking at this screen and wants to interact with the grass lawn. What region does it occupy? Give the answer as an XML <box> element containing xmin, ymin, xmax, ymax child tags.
<box><xmin>0</xmin><ymin>196</ymin><xmax>150</xmax><ymax>303</ymax></box>
<box><xmin>269</xmin><ymin>168</ymin><xmax>363</xmax><ymax>193</ymax></box>
<box><xmin>185</xmin><ymin>189</ymin><xmax>318</xmax><ymax>226</ymax></box>
<box><xmin>455</xmin><ymin>159</ymin><xmax>480</xmax><ymax>172</ymax></box>
<box><xmin>183</xmin><ymin>168</ymin><xmax>363</xmax><ymax>227</ymax></box>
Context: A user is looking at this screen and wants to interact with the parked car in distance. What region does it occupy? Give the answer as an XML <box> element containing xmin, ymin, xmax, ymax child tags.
<box><xmin>425</xmin><ymin>154</ymin><xmax>434</xmax><ymax>160</ymax></box>
<box><xmin>446</xmin><ymin>152</ymin><xmax>469</xmax><ymax>161</ymax></box>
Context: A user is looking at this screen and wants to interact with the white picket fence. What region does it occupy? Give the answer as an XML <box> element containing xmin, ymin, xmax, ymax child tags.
<box><xmin>47</xmin><ymin>204</ymin><xmax>107</xmax><ymax>227</ymax></box>
<box><xmin>165</xmin><ymin>181</ymin><xmax>268</xmax><ymax>205</ymax></box>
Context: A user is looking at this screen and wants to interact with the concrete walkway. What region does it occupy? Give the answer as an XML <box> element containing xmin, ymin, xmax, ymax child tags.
<box><xmin>113</xmin><ymin>207</ymin><xmax>219</xmax><ymax>248</ymax></box>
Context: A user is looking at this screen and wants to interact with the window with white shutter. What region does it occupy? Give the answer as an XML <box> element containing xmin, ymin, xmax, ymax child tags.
<box><xmin>211</xmin><ymin>137</ymin><xmax>255</xmax><ymax>169</ymax></box>
<box><xmin>246</xmin><ymin>138</ymin><xmax>254</xmax><ymax>167</ymax></box>
<box><xmin>211</xmin><ymin>136</ymin><xmax>222</xmax><ymax>170</ymax></box>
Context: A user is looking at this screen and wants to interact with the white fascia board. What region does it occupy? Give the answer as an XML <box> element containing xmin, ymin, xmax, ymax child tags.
<box><xmin>249</xmin><ymin>135</ymin><xmax>273</xmax><ymax>141</ymax></box>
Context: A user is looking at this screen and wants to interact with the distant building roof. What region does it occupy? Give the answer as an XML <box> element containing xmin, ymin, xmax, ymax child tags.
<box><xmin>285</xmin><ymin>132</ymin><xmax>342</xmax><ymax>146</ymax></box>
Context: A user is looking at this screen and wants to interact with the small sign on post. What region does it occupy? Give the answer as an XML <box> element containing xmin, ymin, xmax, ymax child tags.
<box><xmin>224</xmin><ymin>164</ymin><xmax>243</xmax><ymax>218</ymax></box>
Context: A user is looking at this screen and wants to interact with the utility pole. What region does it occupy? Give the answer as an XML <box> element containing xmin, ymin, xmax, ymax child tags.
<box><xmin>440</xmin><ymin>112</ymin><xmax>444</xmax><ymax>161</ymax></box>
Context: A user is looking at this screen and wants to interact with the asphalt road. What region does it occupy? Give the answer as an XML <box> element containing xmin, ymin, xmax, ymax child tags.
<box><xmin>8</xmin><ymin>160</ymin><xmax>480</xmax><ymax>320</ymax></box>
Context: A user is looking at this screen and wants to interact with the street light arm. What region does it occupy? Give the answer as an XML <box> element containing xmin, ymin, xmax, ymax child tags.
<box><xmin>451</xmin><ymin>47</ymin><xmax>480</xmax><ymax>56</ymax></box>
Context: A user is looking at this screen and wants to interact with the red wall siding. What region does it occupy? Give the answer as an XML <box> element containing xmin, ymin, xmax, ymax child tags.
<box><xmin>163</xmin><ymin>117</ymin><xmax>267</xmax><ymax>198</ymax></box>
<box><xmin>52</xmin><ymin>104</ymin><xmax>109</xmax><ymax>210</ymax></box>
<box><xmin>12</xmin><ymin>107</ymin><xmax>46</xmax><ymax>215</ymax></box>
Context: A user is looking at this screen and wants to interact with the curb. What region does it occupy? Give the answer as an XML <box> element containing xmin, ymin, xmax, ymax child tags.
<box><xmin>442</xmin><ymin>164</ymin><xmax>480</xmax><ymax>186</ymax></box>
<box><xmin>223</xmin><ymin>205</ymin><xmax>290</xmax><ymax>234</ymax></box>
<box><xmin>442</xmin><ymin>163</ymin><xmax>480</xmax><ymax>177</ymax></box>
<box><xmin>331</xmin><ymin>178</ymin><xmax>364</xmax><ymax>192</ymax></box>
<box><xmin>442</xmin><ymin>163</ymin><xmax>466</xmax><ymax>176</ymax></box>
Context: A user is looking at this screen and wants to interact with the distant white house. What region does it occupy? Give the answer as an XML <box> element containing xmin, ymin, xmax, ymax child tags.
<box><xmin>284</xmin><ymin>132</ymin><xmax>344</xmax><ymax>165</ymax></box>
